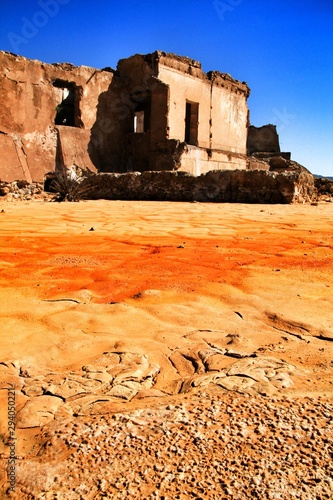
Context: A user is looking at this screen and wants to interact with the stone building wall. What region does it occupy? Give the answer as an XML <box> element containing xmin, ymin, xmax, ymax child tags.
<box><xmin>0</xmin><ymin>51</ymin><xmax>114</xmax><ymax>182</ymax></box>
<box><xmin>116</xmin><ymin>51</ymin><xmax>250</xmax><ymax>175</ymax></box>
<box><xmin>246</xmin><ymin>124</ymin><xmax>291</xmax><ymax>171</ymax></box>
<box><xmin>247</xmin><ymin>124</ymin><xmax>280</xmax><ymax>155</ymax></box>
<box><xmin>0</xmin><ymin>50</ymin><xmax>250</xmax><ymax>182</ymax></box>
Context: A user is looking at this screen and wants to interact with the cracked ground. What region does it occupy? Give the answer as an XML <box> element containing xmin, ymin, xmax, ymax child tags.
<box><xmin>0</xmin><ymin>200</ymin><xmax>332</xmax><ymax>498</ymax></box>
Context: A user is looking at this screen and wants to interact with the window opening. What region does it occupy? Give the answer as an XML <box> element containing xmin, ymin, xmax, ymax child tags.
<box><xmin>185</xmin><ymin>101</ymin><xmax>199</xmax><ymax>146</ymax></box>
<box><xmin>53</xmin><ymin>80</ymin><xmax>76</xmax><ymax>126</ymax></box>
<box><xmin>133</xmin><ymin>94</ymin><xmax>151</xmax><ymax>133</ymax></box>
<box><xmin>134</xmin><ymin>110</ymin><xmax>145</xmax><ymax>133</ymax></box>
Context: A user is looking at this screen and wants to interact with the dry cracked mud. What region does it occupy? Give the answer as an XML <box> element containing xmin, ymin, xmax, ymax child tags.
<box><xmin>0</xmin><ymin>200</ymin><xmax>332</xmax><ymax>499</ymax></box>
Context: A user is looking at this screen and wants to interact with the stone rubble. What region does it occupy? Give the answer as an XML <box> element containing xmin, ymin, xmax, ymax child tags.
<box><xmin>314</xmin><ymin>177</ymin><xmax>333</xmax><ymax>203</ymax></box>
<box><xmin>0</xmin><ymin>180</ymin><xmax>52</xmax><ymax>201</ymax></box>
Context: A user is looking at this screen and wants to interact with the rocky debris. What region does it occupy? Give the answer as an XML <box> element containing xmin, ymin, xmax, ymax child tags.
<box><xmin>314</xmin><ymin>176</ymin><xmax>333</xmax><ymax>202</ymax></box>
<box><xmin>6</xmin><ymin>391</ymin><xmax>333</xmax><ymax>499</ymax></box>
<box><xmin>269</xmin><ymin>155</ymin><xmax>291</xmax><ymax>171</ymax></box>
<box><xmin>0</xmin><ymin>180</ymin><xmax>52</xmax><ymax>201</ymax></box>
<box><xmin>0</xmin><ymin>361</ymin><xmax>24</xmax><ymax>389</ymax></box>
<box><xmin>246</xmin><ymin>155</ymin><xmax>270</xmax><ymax>171</ymax></box>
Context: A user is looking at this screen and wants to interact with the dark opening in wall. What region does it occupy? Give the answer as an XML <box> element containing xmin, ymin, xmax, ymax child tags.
<box><xmin>134</xmin><ymin>110</ymin><xmax>145</xmax><ymax>133</ymax></box>
<box><xmin>53</xmin><ymin>79</ymin><xmax>82</xmax><ymax>127</ymax></box>
<box><xmin>185</xmin><ymin>101</ymin><xmax>199</xmax><ymax>146</ymax></box>
<box><xmin>133</xmin><ymin>94</ymin><xmax>151</xmax><ymax>133</ymax></box>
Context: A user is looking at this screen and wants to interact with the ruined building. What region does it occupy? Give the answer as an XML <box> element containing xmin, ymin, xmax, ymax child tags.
<box><xmin>0</xmin><ymin>50</ymin><xmax>252</xmax><ymax>182</ymax></box>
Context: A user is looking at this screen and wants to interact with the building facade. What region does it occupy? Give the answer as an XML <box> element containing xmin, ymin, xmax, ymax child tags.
<box><xmin>0</xmin><ymin>50</ymin><xmax>250</xmax><ymax>182</ymax></box>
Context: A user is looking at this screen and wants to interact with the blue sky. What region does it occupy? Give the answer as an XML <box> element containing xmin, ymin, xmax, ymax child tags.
<box><xmin>1</xmin><ymin>0</ymin><xmax>332</xmax><ymax>176</ymax></box>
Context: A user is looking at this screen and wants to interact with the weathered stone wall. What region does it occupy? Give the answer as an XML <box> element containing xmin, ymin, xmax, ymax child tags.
<box><xmin>0</xmin><ymin>133</ymin><xmax>33</xmax><ymax>182</ymax></box>
<box><xmin>75</xmin><ymin>169</ymin><xmax>314</xmax><ymax>204</ymax></box>
<box><xmin>209</xmin><ymin>72</ymin><xmax>249</xmax><ymax>155</ymax></box>
<box><xmin>117</xmin><ymin>51</ymin><xmax>250</xmax><ymax>175</ymax></box>
<box><xmin>157</xmin><ymin>61</ymin><xmax>211</xmax><ymax>148</ymax></box>
<box><xmin>247</xmin><ymin>125</ymin><xmax>280</xmax><ymax>155</ymax></box>
<box><xmin>179</xmin><ymin>146</ymin><xmax>246</xmax><ymax>175</ymax></box>
<box><xmin>157</xmin><ymin>54</ymin><xmax>250</xmax><ymax>174</ymax></box>
<box><xmin>246</xmin><ymin>155</ymin><xmax>270</xmax><ymax>171</ymax></box>
<box><xmin>0</xmin><ymin>51</ymin><xmax>114</xmax><ymax>181</ymax></box>
<box><xmin>0</xmin><ymin>52</ymin><xmax>114</xmax><ymax>134</ymax></box>
<box><xmin>1</xmin><ymin>50</ymin><xmax>305</xmax><ymax>187</ymax></box>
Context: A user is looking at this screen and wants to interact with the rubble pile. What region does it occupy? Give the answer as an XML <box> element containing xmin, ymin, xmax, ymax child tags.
<box><xmin>314</xmin><ymin>176</ymin><xmax>333</xmax><ymax>202</ymax></box>
<box><xmin>0</xmin><ymin>180</ymin><xmax>52</xmax><ymax>201</ymax></box>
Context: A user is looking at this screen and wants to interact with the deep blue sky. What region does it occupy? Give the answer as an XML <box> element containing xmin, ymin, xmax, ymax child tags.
<box><xmin>1</xmin><ymin>0</ymin><xmax>332</xmax><ymax>176</ymax></box>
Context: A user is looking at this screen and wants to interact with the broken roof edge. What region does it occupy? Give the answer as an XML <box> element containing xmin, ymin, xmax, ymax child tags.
<box><xmin>207</xmin><ymin>70</ymin><xmax>250</xmax><ymax>95</ymax></box>
<box><xmin>1</xmin><ymin>50</ymin><xmax>249</xmax><ymax>95</ymax></box>
<box><xmin>153</xmin><ymin>50</ymin><xmax>202</xmax><ymax>68</ymax></box>
<box><xmin>0</xmin><ymin>51</ymin><xmax>117</xmax><ymax>75</ymax></box>
<box><xmin>117</xmin><ymin>50</ymin><xmax>201</xmax><ymax>68</ymax></box>
<box><xmin>118</xmin><ymin>50</ymin><xmax>250</xmax><ymax>96</ymax></box>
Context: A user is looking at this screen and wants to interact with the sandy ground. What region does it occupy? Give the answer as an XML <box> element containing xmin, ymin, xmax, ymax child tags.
<box><xmin>0</xmin><ymin>199</ymin><xmax>332</xmax><ymax>498</ymax></box>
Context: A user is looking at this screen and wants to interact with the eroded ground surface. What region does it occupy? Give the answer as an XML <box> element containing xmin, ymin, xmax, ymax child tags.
<box><xmin>0</xmin><ymin>200</ymin><xmax>332</xmax><ymax>499</ymax></box>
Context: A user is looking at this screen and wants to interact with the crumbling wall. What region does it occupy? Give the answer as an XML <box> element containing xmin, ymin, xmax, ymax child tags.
<box><xmin>246</xmin><ymin>155</ymin><xmax>270</xmax><ymax>171</ymax></box>
<box><xmin>116</xmin><ymin>53</ymin><xmax>171</xmax><ymax>172</ymax></box>
<box><xmin>117</xmin><ymin>51</ymin><xmax>250</xmax><ymax>175</ymax></box>
<box><xmin>75</xmin><ymin>168</ymin><xmax>314</xmax><ymax>204</ymax></box>
<box><xmin>247</xmin><ymin>125</ymin><xmax>280</xmax><ymax>155</ymax></box>
<box><xmin>0</xmin><ymin>133</ymin><xmax>31</xmax><ymax>182</ymax></box>
<box><xmin>179</xmin><ymin>146</ymin><xmax>246</xmax><ymax>175</ymax></box>
<box><xmin>209</xmin><ymin>72</ymin><xmax>249</xmax><ymax>155</ymax></box>
<box><xmin>156</xmin><ymin>55</ymin><xmax>250</xmax><ymax>174</ymax></box>
<box><xmin>156</xmin><ymin>56</ymin><xmax>211</xmax><ymax>147</ymax></box>
<box><xmin>0</xmin><ymin>50</ymin><xmax>303</xmax><ymax>184</ymax></box>
<box><xmin>0</xmin><ymin>52</ymin><xmax>113</xmax><ymax>181</ymax></box>
<box><xmin>88</xmin><ymin>75</ymin><xmax>130</xmax><ymax>172</ymax></box>
<box><xmin>57</xmin><ymin>127</ymin><xmax>97</xmax><ymax>172</ymax></box>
